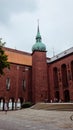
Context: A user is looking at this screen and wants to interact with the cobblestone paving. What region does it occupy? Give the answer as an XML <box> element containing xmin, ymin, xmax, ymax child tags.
<box><xmin>0</xmin><ymin>108</ymin><xmax>73</xmax><ymax>130</ymax></box>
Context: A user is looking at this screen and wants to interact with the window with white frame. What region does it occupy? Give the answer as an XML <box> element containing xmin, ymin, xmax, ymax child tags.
<box><xmin>6</xmin><ymin>78</ymin><xmax>10</xmax><ymax>90</ymax></box>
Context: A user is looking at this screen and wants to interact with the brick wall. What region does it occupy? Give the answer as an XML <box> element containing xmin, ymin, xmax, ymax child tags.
<box><xmin>32</xmin><ymin>51</ymin><xmax>49</xmax><ymax>103</ymax></box>
<box><xmin>48</xmin><ymin>54</ymin><xmax>73</xmax><ymax>102</ymax></box>
<box><xmin>0</xmin><ymin>63</ymin><xmax>32</xmax><ymax>103</ymax></box>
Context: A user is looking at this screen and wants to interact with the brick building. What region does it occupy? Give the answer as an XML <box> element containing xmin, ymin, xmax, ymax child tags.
<box><xmin>0</xmin><ymin>26</ymin><xmax>73</xmax><ymax>106</ymax></box>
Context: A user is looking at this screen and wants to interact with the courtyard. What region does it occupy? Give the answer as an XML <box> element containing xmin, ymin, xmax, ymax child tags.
<box><xmin>0</xmin><ymin>108</ymin><xmax>73</xmax><ymax>130</ymax></box>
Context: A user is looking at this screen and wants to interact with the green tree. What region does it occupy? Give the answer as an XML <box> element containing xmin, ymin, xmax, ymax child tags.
<box><xmin>0</xmin><ymin>38</ymin><xmax>10</xmax><ymax>75</ymax></box>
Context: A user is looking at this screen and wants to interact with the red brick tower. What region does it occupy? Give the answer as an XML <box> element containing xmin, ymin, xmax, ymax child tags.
<box><xmin>32</xmin><ymin>25</ymin><xmax>48</xmax><ymax>103</ymax></box>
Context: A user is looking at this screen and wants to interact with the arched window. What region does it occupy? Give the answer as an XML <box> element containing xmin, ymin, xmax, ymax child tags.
<box><xmin>55</xmin><ymin>91</ymin><xmax>59</xmax><ymax>102</ymax></box>
<box><xmin>61</xmin><ymin>64</ymin><xmax>68</xmax><ymax>88</ymax></box>
<box><xmin>53</xmin><ymin>67</ymin><xmax>59</xmax><ymax>88</ymax></box>
<box><xmin>64</xmin><ymin>90</ymin><xmax>70</xmax><ymax>102</ymax></box>
<box><xmin>71</xmin><ymin>61</ymin><xmax>73</xmax><ymax>80</ymax></box>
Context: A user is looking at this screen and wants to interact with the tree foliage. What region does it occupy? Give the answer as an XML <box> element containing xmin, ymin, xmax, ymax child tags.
<box><xmin>0</xmin><ymin>38</ymin><xmax>10</xmax><ymax>75</ymax></box>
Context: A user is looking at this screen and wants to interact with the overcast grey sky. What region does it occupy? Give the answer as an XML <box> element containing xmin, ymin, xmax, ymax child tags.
<box><xmin>0</xmin><ymin>0</ymin><xmax>73</xmax><ymax>57</ymax></box>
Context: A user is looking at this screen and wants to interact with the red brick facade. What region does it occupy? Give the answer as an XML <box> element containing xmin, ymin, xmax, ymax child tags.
<box><xmin>0</xmin><ymin>47</ymin><xmax>73</xmax><ymax>104</ymax></box>
<box><xmin>48</xmin><ymin>53</ymin><xmax>73</xmax><ymax>102</ymax></box>
<box><xmin>0</xmin><ymin>63</ymin><xmax>32</xmax><ymax>103</ymax></box>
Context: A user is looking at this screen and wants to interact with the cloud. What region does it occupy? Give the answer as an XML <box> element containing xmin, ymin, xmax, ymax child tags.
<box><xmin>0</xmin><ymin>0</ymin><xmax>37</xmax><ymax>24</ymax></box>
<box><xmin>0</xmin><ymin>0</ymin><xmax>73</xmax><ymax>57</ymax></box>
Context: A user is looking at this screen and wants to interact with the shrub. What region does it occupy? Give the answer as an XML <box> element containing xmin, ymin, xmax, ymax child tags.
<box><xmin>21</xmin><ymin>102</ymin><xmax>32</xmax><ymax>108</ymax></box>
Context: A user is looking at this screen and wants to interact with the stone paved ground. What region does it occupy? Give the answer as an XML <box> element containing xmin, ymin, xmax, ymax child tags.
<box><xmin>0</xmin><ymin>108</ymin><xmax>73</xmax><ymax>130</ymax></box>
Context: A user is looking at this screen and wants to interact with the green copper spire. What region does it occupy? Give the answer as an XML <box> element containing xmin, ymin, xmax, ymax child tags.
<box><xmin>32</xmin><ymin>23</ymin><xmax>46</xmax><ymax>52</ymax></box>
<box><xmin>36</xmin><ymin>22</ymin><xmax>41</xmax><ymax>42</ymax></box>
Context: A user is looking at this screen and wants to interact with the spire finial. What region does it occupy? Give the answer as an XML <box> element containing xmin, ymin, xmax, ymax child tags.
<box><xmin>37</xmin><ymin>19</ymin><xmax>39</xmax><ymax>33</ymax></box>
<box><xmin>36</xmin><ymin>19</ymin><xmax>42</xmax><ymax>42</ymax></box>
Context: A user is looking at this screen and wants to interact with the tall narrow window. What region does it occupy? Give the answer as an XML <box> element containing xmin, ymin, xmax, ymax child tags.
<box><xmin>6</xmin><ymin>78</ymin><xmax>10</xmax><ymax>90</ymax></box>
<box><xmin>61</xmin><ymin>64</ymin><xmax>68</xmax><ymax>88</ymax></box>
<box><xmin>22</xmin><ymin>80</ymin><xmax>26</xmax><ymax>90</ymax></box>
<box><xmin>55</xmin><ymin>91</ymin><xmax>60</xmax><ymax>102</ymax></box>
<box><xmin>64</xmin><ymin>90</ymin><xmax>70</xmax><ymax>102</ymax></box>
<box><xmin>53</xmin><ymin>67</ymin><xmax>59</xmax><ymax>88</ymax></box>
<box><xmin>71</xmin><ymin>61</ymin><xmax>73</xmax><ymax>80</ymax></box>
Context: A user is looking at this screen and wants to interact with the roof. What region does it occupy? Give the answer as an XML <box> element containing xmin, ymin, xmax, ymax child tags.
<box><xmin>3</xmin><ymin>47</ymin><xmax>32</xmax><ymax>66</ymax></box>
<box><xmin>47</xmin><ymin>47</ymin><xmax>73</xmax><ymax>63</ymax></box>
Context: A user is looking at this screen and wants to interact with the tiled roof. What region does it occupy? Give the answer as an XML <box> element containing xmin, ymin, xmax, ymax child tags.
<box><xmin>3</xmin><ymin>47</ymin><xmax>32</xmax><ymax>66</ymax></box>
